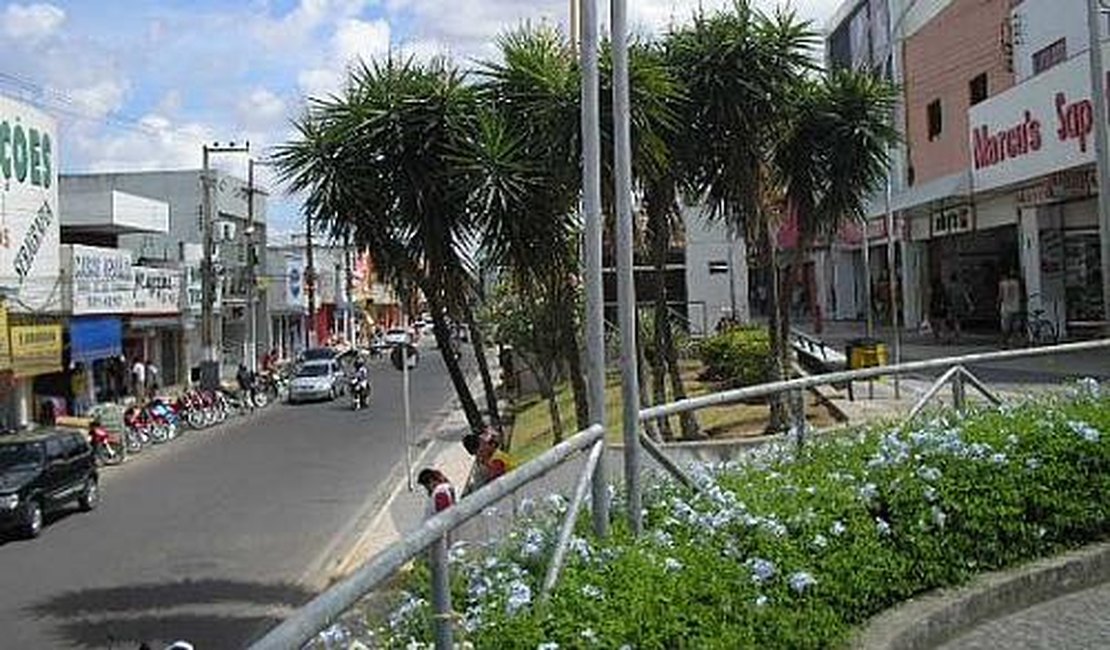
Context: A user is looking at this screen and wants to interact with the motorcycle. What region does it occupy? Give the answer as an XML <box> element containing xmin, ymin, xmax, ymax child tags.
<box><xmin>88</xmin><ymin>424</ymin><xmax>124</xmax><ymax>465</ymax></box>
<box><xmin>350</xmin><ymin>374</ymin><xmax>371</xmax><ymax>410</ymax></box>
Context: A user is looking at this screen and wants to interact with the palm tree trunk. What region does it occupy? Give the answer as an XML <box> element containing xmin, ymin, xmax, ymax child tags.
<box><xmin>637</xmin><ymin>312</ymin><xmax>662</xmax><ymax>442</ymax></box>
<box><xmin>428</xmin><ymin>295</ymin><xmax>484</xmax><ymax>433</ymax></box>
<box><xmin>662</xmin><ymin>314</ymin><xmax>701</xmax><ymax>439</ymax></box>
<box><xmin>464</xmin><ymin>303</ymin><xmax>501</xmax><ymax>432</ymax></box>
<box><xmin>650</xmin><ymin>222</ymin><xmax>675</xmax><ymax>441</ymax></box>
<box><xmin>563</xmin><ymin>330</ymin><xmax>590</xmax><ymax>431</ymax></box>
<box><xmin>765</xmin><ymin>227</ymin><xmax>788</xmax><ymax>433</ymax></box>
<box><xmin>536</xmin><ymin>369</ymin><xmax>564</xmax><ymax>444</ymax></box>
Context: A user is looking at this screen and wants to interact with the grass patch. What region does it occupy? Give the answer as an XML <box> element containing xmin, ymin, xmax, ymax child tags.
<box><xmin>506</xmin><ymin>361</ymin><xmax>838</xmax><ymax>465</ymax></box>
<box><xmin>358</xmin><ymin>381</ymin><xmax>1110</xmax><ymax>648</ymax></box>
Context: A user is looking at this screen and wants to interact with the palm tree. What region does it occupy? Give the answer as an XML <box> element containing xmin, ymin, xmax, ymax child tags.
<box><xmin>667</xmin><ymin>1</ymin><xmax>817</xmax><ymax>430</ymax></box>
<box><xmin>773</xmin><ymin>70</ymin><xmax>898</xmax><ymax>369</ymax></box>
<box><xmin>271</xmin><ymin>57</ymin><xmax>487</xmax><ymax>432</ymax></box>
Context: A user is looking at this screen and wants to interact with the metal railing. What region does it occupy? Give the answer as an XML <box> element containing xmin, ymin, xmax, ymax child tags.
<box><xmin>250</xmin><ymin>338</ymin><xmax>1110</xmax><ymax>649</ymax></box>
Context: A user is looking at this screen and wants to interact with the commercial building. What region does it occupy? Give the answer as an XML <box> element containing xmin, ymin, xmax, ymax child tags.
<box><xmin>62</xmin><ymin>170</ymin><xmax>269</xmax><ymax>376</ymax></box>
<box><xmin>0</xmin><ymin>94</ymin><xmax>64</xmax><ymax>430</ymax></box>
<box><xmin>822</xmin><ymin>0</ymin><xmax>1107</xmax><ymax>336</ymax></box>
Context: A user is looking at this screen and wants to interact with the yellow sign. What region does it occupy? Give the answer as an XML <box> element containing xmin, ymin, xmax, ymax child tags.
<box><xmin>10</xmin><ymin>324</ymin><xmax>62</xmax><ymax>377</ymax></box>
<box><xmin>0</xmin><ymin>307</ymin><xmax>9</xmax><ymax>371</ymax></box>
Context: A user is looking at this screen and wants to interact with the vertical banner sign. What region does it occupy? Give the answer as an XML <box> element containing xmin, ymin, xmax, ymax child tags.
<box><xmin>286</xmin><ymin>257</ymin><xmax>304</xmax><ymax>308</ymax></box>
<box><xmin>0</xmin><ymin>306</ymin><xmax>9</xmax><ymax>371</ymax></box>
<box><xmin>0</xmin><ymin>96</ymin><xmax>61</xmax><ymax>311</ymax></box>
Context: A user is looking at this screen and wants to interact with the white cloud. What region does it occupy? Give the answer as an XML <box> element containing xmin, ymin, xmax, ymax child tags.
<box><xmin>297</xmin><ymin>67</ymin><xmax>344</xmax><ymax>99</ymax></box>
<box><xmin>2</xmin><ymin>2</ymin><xmax>65</xmax><ymax>41</ymax></box>
<box><xmin>74</xmin><ymin>113</ymin><xmax>215</xmax><ymax>172</ymax></box>
<box><xmin>69</xmin><ymin>78</ymin><xmax>130</xmax><ymax>120</ymax></box>
<box><xmin>333</xmin><ymin>17</ymin><xmax>391</xmax><ymax>64</ymax></box>
<box><xmin>238</xmin><ymin>87</ymin><xmax>288</xmax><ymax>131</ymax></box>
<box><xmin>253</xmin><ymin>0</ymin><xmax>369</xmax><ymax>49</ymax></box>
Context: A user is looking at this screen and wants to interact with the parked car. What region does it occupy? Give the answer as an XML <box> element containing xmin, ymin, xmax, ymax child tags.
<box><xmin>288</xmin><ymin>359</ymin><xmax>346</xmax><ymax>403</ymax></box>
<box><xmin>0</xmin><ymin>429</ymin><xmax>100</xmax><ymax>538</ymax></box>
<box><xmin>383</xmin><ymin>328</ymin><xmax>413</xmax><ymax>347</ymax></box>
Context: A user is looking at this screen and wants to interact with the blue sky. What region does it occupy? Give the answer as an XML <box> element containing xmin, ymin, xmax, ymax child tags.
<box><xmin>0</xmin><ymin>0</ymin><xmax>841</xmax><ymax>235</ymax></box>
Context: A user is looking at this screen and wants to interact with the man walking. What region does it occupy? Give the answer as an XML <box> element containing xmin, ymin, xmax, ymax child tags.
<box><xmin>131</xmin><ymin>357</ymin><xmax>146</xmax><ymax>401</ymax></box>
<box><xmin>998</xmin><ymin>268</ymin><xmax>1023</xmax><ymax>347</ymax></box>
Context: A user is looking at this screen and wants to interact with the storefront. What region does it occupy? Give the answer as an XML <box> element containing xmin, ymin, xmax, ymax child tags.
<box><xmin>11</xmin><ymin>322</ymin><xmax>65</xmax><ymax>425</ymax></box>
<box><xmin>968</xmin><ymin>42</ymin><xmax>1108</xmax><ymax>335</ymax></box>
<box><xmin>69</xmin><ymin>315</ymin><xmax>124</xmax><ymax>408</ymax></box>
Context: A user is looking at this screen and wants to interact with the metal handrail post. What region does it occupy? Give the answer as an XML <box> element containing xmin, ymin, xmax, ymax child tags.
<box><xmin>952</xmin><ymin>367</ymin><xmax>966</xmax><ymax>412</ymax></box>
<box><xmin>639</xmin><ymin>432</ymin><xmax>707</xmax><ymax>497</ymax></box>
<box><xmin>959</xmin><ymin>367</ymin><xmax>1002</xmax><ymax>406</ymax></box>
<box><xmin>430</xmin><ymin>536</ymin><xmax>452</xmax><ymax>650</ymax></box>
<box><xmin>541</xmin><ymin>440</ymin><xmax>605</xmax><ymax>600</ymax></box>
<box><xmin>906</xmin><ymin>365</ymin><xmax>962</xmax><ymax>420</ymax></box>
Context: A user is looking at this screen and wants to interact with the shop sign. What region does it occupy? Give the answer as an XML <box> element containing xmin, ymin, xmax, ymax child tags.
<box><xmin>1016</xmin><ymin>169</ymin><xmax>1097</xmax><ymax>207</ymax></box>
<box><xmin>931</xmin><ymin>205</ymin><xmax>974</xmax><ymax>238</ymax></box>
<box><xmin>0</xmin><ymin>306</ymin><xmax>9</xmax><ymax>371</ymax></box>
<box><xmin>132</xmin><ymin>267</ymin><xmax>181</xmax><ymax>314</ymax></box>
<box><xmin>66</xmin><ymin>245</ymin><xmax>134</xmax><ymax>314</ymax></box>
<box><xmin>0</xmin><ymin>96</ymin><xmax>60</xmax><ymax>311</ymax></box>
<box><xmin>969</xmin><ymin>42</ymin><xmax>1110</xmax><ymax>193</ymax></box>
<box><xmin>10</xmin><ymin>324</ymin><xmax>61</xmax><ymax>377</ymax></box>
<box><xmin>286</xmin><ymin>257</ymin><xmax>305</xmax><ymax>308</ymax></box>
<box><xmin>184</xmin><ymin>263</ymin><xmax>221</xmax><ymax>312</ymax></box>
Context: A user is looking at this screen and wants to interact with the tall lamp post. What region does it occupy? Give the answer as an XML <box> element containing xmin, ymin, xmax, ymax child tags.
<box><xmin>1086</xmin><ymin>0</ymin><xmax>1110</xmax><ymax>326</ymax></box>
<box><xmin>201</xmin><ymin>142</ymin><xmax>249</xmax><ymax>381</ymax></box>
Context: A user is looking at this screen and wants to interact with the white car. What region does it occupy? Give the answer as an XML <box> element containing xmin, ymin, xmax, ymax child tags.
<box><xmin>288</xmin><ymin>360</ymin><xmax>345</xmax><ymax>403</ymax></box>
<box><xmin>383</xmin><ymin>328</ymin><xmax>413</xmax><ymax>346</ymax></box>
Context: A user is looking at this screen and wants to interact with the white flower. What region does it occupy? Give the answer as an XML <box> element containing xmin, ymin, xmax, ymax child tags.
<box><xmin>875</xmin><ymin>517</ymin><xmax>892</xmax><ymax>537</ymax></box>
<box><xmin>537</xmin><ymin>643</ymin><xmax>560</xmax><ymax>650</ymax></box>
<box><xmin>520</xmin><ymin>527</ymin><xmax>545</xmax><ymax>558</ymax></box>
<box><xmin>389</xmin><ymin>593</ymin><xmax>428</xmax><ymax>631</ymax></box>
<box><xmin>754</xmin><ymin>594</ymin><xmax>768</xmax><ymax>607</ymax></box>
<box><xmin>580</xmin><ymin>584</ymin><xmax>603</xmax><ymax>600</ymax></box>
<box><xmin>788</xmin><ymin>571</ymin><xmax>817</xmax><ymax>594</ymax></box>
<box><xmin>650</xmin><ymin>529</ymin><xmax>675</xmax><ymax>549</ymax></box>
<box><xmin>923</xmin><ymin>485</ymin><xmax>938</xmax><ymax>503</ymax></box>
<box><xmin>812</xmin><ymin>533</ymin><xmax>828</xmax><ymax>549</ymax></box>
<box><xmin>990</xmin><ymin>452</ymin><xmax>1008</xmax><ymax>465</ymax></box>
<box><xmin>1006</xmin><ymin>434</ymin><xmax>1019</xmax><ymax>447</ymax></box>
<box><xmin>1076</xmin><ymin>377</ymin><xmax>1102</xmax><ymax>398</ymax></box>
<box><xmin>917</xmin><ymin>466</ymin><xmax>942</xmax><ymax>482</ymax></box>
<box><xmin>747</xmin><ymin>557</ymin><xmax>776</xmax><ymax>584</ymax></box>
<box><xmin>830</xmin><ymin>520</ymin><xmax>847</xmax><ymax>537</ymax></box>
<box><xmin>1068</xmin><ymin>420</ymin><xmax>1101</xmax><ymax>443</ymax></box>
<box><xmin>931</xmin><ymin>505</ymin><xmax>947</xmax><ymax>529</ymax></box>
<box><xmin>858</xmin><ymin>483</ymin><xmax>879</xmax><ymax>501</ymax></box>
<box><xmin>569</xmin><ymin>536</ymin><xmax>592</xmax><ymax>561</ymax></box>
<box><xmin>663</xmin><ymin>557</ymin><xmax>684</xmax><ymax>573</ymax></box>
<box><xmin>546</xmin><ymin>493</ymin><xmax>568</xmax><ymax>514</ymax></box>
<box><xmin>1026</xmin><ymin>457</ymin><xmax>1042</xmax><ymax>470</ymax></box>
<box><xmin>580</xmin><ymin>628</ymin><xmax>598</xmax><ymax>644</ymax></box>
<box><xmin>506</xmin><ymin>579</ymin><xmax>533</xmax><ymax>615</ymax></box>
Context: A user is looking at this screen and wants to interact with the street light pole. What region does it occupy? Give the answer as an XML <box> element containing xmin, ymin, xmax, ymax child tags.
<box><xmin>612</xmin><ymin>0</ymin><xmax>642</xmax><ymax>537</ymax></box>
<box><xmin>580</xmin><ymin>0</ymin><xmax>609</xmax><ymax>539</ymax></box>
<box><xmin>1086</xmin><ymin>0</ymin><xmax>1110</xmax><ymax>326</ymax></box>
<box><xmin>246</xmin><ymin>158</ymin><xmax>258</xmax><ymax>374</ymax></box>
<box><xmin>201</xmin><ymin>142</ymin><xmax>249</xmax><ymax>368</ymax></box>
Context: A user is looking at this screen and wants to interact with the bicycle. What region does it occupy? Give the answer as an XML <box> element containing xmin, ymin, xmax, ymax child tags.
<box><xmin>1025</xmin><ymin>308</ymin><xmax>1059</xmax><ymax>346</ymax></box>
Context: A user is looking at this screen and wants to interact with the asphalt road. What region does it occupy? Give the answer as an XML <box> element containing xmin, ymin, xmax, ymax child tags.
<box><xmin>0</xmin><ymin>345</ymin><xmax>461</xmax><ymax>649</ymax></box>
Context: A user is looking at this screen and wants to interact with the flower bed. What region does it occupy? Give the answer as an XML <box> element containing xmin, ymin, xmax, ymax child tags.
<box><xmin>338</xmin><ymin>382</ymin><xmax>1109</xmax><ymax>649</ymax></box>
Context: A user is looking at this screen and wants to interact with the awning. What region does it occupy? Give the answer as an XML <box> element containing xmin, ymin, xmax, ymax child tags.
<box><xmin>866</xmin><ymin>170</ymin><xmax>972</xmax><ymax>218</ymax></box>
<box><xmin>70</xmin><ymin>317</ymin><xmax>122</xmax><ymax>364</ymax></box>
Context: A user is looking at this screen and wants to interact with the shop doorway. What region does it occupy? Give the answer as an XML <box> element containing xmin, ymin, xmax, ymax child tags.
<box><xmin>927</xmin><ymin>226</ymin><xmax>1019</xmax><ymax>331</ymax></box>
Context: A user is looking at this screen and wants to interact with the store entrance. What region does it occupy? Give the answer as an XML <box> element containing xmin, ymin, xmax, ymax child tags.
<box><xmin>928</xmin><ymin>226</ymin><xmax>1019</xmax><ymax>331</ymax></box>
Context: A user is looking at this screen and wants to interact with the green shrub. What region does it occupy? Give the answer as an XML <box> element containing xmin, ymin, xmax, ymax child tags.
<box><xmin>697</xmin><ymin>326</ymin><xmax>773</xmax><ymax>387</ymax></box>
<box><xmin>335</xmin><ymin>383</ymin><xmax>1110</xmax><ymax>649</ymax></box>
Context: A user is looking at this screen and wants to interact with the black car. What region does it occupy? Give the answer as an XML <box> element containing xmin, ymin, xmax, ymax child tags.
<box><xmin>0</xmin><ymin>430</ymin><xmax>100</xmax><ymax>538</ymax></box>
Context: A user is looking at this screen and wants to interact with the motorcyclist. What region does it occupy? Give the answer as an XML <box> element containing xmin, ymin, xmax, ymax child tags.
<box><xmin>352</xmin><ymin>359</ymin><xmax>370</xmax><ymax>407</ymax></box>
<box><xmin>236</xmin><ymin>363</ymin><xmax>256</xmax><ymax>410</ymax></box>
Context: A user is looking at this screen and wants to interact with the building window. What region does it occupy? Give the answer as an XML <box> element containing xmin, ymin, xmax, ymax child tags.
<box><xmin>926</xmin><ymin>99</ymin><xmax>943</xmax><ymax>141</ymax></box>
<box><xmin>969</xmin><ymin>73</ymin><xmax>988</xmax><ymax>106</ymax></box>
<box><xmin>1032</xmin><ymin>38</ymin><xmax>1067</xmax><ymax>75</ymax></box>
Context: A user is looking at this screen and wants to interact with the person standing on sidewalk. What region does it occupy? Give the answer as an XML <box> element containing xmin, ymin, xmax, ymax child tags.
<box><xmin>131</xmin><ymin>357</ymin><xmax>147</xmax><ymax>401</ymax></box>
<box><xmin>463</xmin><ymin>429</ymin><xmax>515</xmax><ymax>490</ymax></box>
<box><xmin>998</xmin><ymin>269</ymin><xmax>1023</xmax><ymax>347</ymax></box>
<box><xmin>418</xmin><ymin>469</ymin><xmax>457</xmax><ymax>515</ymax></box>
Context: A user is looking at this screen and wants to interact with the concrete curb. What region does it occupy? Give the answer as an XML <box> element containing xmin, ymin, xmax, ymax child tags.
<box><xmin>853</xmin><ymin>541</ymin><xmax>1110</xmax><ymax>650</ymax></box>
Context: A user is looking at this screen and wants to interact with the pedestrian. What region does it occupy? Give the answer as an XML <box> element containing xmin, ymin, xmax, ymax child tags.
<box><xmin>997</xmin><ymin>268</ymin><xmax>1023</xmax><ymax>347</ymax></box>
<box><xmin>236</xmin><ymin>363</ymin><xmax>255</xmax><ymax>410</ymax></box>
<box><xmin>929</xmin><ymin>276</ymin><xmax>950</xmax><ymax>343</ymax></box>
<box><xmin>418</xmin><ymin>468</ymin><xmax>457</xmax><ymax>516</ymax></box>
<box><xmin>145</xmin><ymin>360</ymin><xmax>160</xmax><ymax>397</ymax></box>
<box><xmin>462</xmin><ymin>428</ymin><xmax>514</xmax><ymax>491</ymax></box>
<box><xmin>131</xmin><ymin>357</ymin><xmax>146</xmax><ymax>401</ymax></box>
<box><xmin>945</xmin><ymin>273</ymin><xmax>969</xmax><ymax>344</ymax></box>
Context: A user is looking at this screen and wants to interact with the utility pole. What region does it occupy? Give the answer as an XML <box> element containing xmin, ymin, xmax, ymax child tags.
<box><xmin>1086</xmin><ymin>0</ymin><xmax>1110</xmax><ymax>326</ymax></box>
<box><xmin>344</xmin><ymin>231</ymin><xmax>354</xmax><ymax>344</ymax></box>
<box><xmin>304</xmin><ymin>212</ymin><xmax>316</xmax><ymax>350</ymax></box>
<box><xmin>201</xmin><ymin>142</ymin><xmax>249</xmax><ymax>374</ymax></box>
<box><xmin>246</xmin><ymin>158</ymin><xmax>258</xmax><ymax>373</ymax></box>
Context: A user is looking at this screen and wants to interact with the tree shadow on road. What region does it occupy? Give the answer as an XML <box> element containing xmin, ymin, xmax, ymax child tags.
<box><xmin>29</xmin><ymin>578</ymin><xmax>313</xmax><ymax>649</ymax></box>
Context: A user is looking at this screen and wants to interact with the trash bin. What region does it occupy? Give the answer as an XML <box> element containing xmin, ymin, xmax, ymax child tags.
<box><xmin>846</xmin><ymin>338</ymin><xmax>889</xmax><ymax>369</ymax></box>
